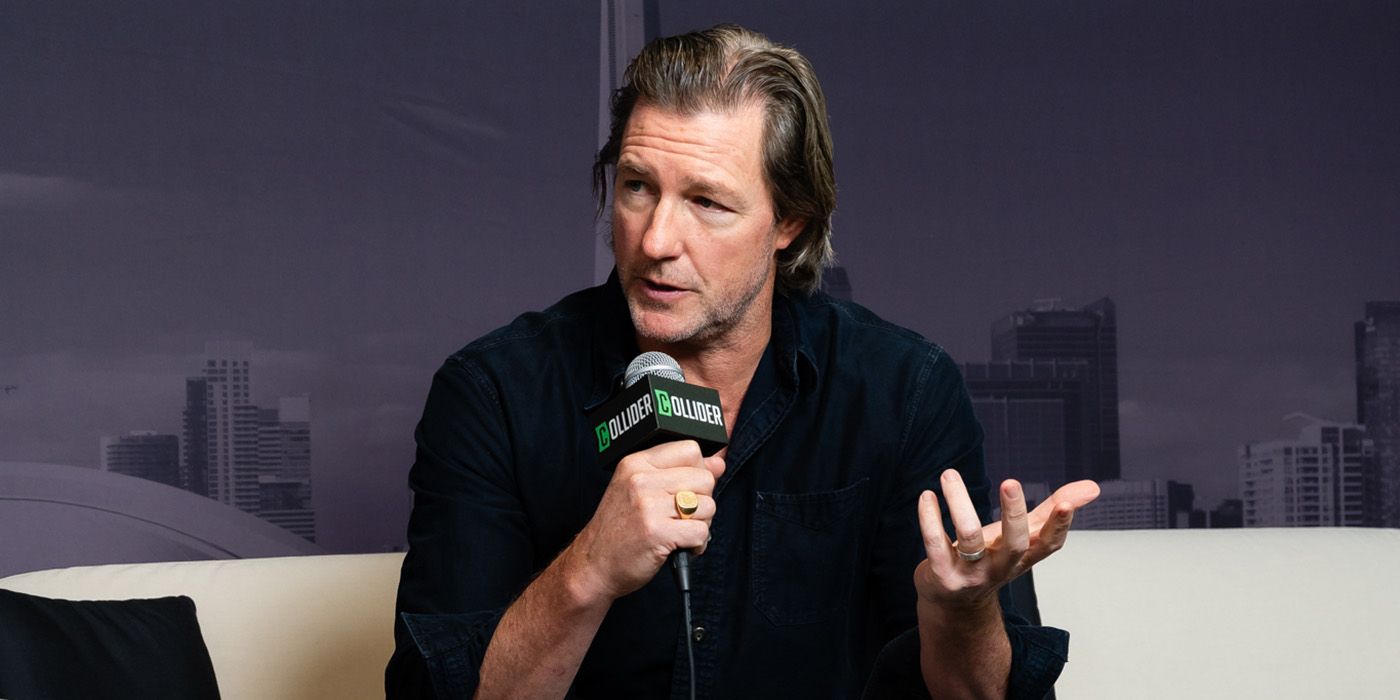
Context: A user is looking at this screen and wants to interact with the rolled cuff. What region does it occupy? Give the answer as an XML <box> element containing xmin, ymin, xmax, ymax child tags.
<box><xmin>863</xmin><ymin>620</ymin><xmax>1069</xmax><ymax>700</ymax></box>
<box><xmin>1005</xmin><ymin>621</ymin><xmax>1070</xmax><ymax>700</ymax></box>
<box><xmin>392</xmin><ymin>608</ymin><xmax>506</xmax><ymax>699</ymax></box>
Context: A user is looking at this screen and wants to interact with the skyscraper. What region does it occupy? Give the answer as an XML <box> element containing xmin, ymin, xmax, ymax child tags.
<box><xmin>100</xmin><ymin>431</ymin><xmax>180</xmax><ymax>488</ymax></box>
<box><xmin>1240</xmin><ymin>419</ymin><xmax>1375</xmax><ymax>527</ymax></box>
<box><xmin>180</xmin><ymin>342</ymin><xmax>315</xmax><ymax>541</ymax></box>
<box><xmin>257</xmin><ymin>396</ymin><xmax>315</xmax><ymax>542</ymax></box>
<box><xmin>962</xmin><ymin>360</ymin><xmax>1092</xmax><ymax>487</ymax></box>
<box><xmin>991</xmin><ymin>298</ymin><xmax>1120</xmax><ymax>482</ymax></box>
<box><xmin>181</xmin><ymin>377</ymin><xmax>208</xmax><ymax>497</ymax></box>
<box><xmin>190</xmin><ymin>342</ymin><xmax>260</xmax><ymax>512</ymax></box>
<box><xmin>1356</xmin><ymin>301</ymin><xmax>1400</xmax><ymax>527</ymax></box>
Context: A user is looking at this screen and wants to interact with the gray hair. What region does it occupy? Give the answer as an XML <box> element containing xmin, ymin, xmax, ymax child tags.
<box><xmin>594</xmin><ymin>24</ymin><xmax>836</xmax><ymax>296</ymax></box>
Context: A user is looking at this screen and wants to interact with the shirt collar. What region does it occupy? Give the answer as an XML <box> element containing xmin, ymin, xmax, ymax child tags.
<box><xmin>773</xmin><ymin>288</ymin><xmax>820</xmax><ymax>391</ymax></box>
<box><xmin>583</xmin><ymin>271</ymin><xmax>821</xmax><ymax>410</ymax></box>
<box><xmin>585</xmin><ymin>269</ymin><xmax>639</xmax><ymax>411</ymax></box>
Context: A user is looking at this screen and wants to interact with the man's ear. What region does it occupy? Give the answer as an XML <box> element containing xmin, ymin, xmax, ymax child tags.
<box><xmin>774</xmin><ymin>217</ymin><xmax>806</xmax><ymax>251</ymax></box>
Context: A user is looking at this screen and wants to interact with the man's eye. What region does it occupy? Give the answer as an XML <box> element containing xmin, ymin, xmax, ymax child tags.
<box><xmin>623</xmin><ymin>180</ymin><xmax>647</xmax><ymax>193</ymax></box>
<box><xmin>694</xmin><ymin>196</ymin><xmax>719</xmax><ymax>210</ymax></box>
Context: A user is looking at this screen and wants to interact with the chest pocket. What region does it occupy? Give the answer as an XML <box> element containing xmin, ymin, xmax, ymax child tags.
<box><xmin>751</xmin><ymin>477</ymin><xmax>869</xmax><ymax>626</ymax></box>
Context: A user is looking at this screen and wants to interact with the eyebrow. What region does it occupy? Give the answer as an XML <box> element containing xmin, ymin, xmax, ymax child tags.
<box><xmin>615</xmin><ymin>158</ymin><xmax>744</xmax><ymax>203</ymax></box>
<box><xmin>685</xmin><ymin>178</ymin><xmax>740</xmax><ymax>203</ymax></box>
<box><xmin>615</xmin><ymin>158</ymin><xmax>652</xmax><ymax>178</ymax></box>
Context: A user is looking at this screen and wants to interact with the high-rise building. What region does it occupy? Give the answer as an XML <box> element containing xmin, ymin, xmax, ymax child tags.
<box><xmin>180</xmin><ymin>377</ymin><xmax>209</xmax><ymax>497</ymax></box>
<box><xmin>963</xmin><ymin>360</ymin><xmax>1091</xmax><ymax>487</ymax></box>
<box><xmin>1074</xmin><ymin>479</ymin><xmax>1194</xmax><ymax>530</ymax></box>
<box><xmin>180</xmin><ymin>342</ymin><xmax>315</xmax><ymax>541</ymax></box>
<box><xmin>1356</xmin><ymin>301</ymin><xmax>1400</xmax><ymax>527</ymax></box>
<box><xmin>190</xmin><ymin>342</ymin><xmax>260</xmax><ymax>512</ymax></box>
<box><xmin>1208</xmin><ymin>499</ymin><xmax>1244</xmax><ymax>528</ymax></box>
<box><xmin>257</xmin><ymin>397</ymin><xmax>315</xmax><ymax>542</ymax></box>
<box><xmin>992</xmin><ymin>298</ymin><xmax>1120</xmax><ymax>482</ymax></box>
<box><xmin>100</xmin><ymin>431</ymin><xmax>180</xmax><ymax>488</ymax></box>
<box><xmin>1239</xmin><ymin>420</ymin><xmax>1375</xmax><ymax>527</ymax></box>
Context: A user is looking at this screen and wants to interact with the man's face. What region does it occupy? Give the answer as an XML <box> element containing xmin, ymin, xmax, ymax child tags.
<box><xmin>612</xmin><ymin>101</ymin><xmax>803</xmax><ymax>347</ymax></box>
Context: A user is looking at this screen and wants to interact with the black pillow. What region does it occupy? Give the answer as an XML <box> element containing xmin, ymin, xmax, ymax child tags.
<box><xmin>0</xmin><ymin>588</ymin><xmax>221</xmax><ymax>700</ymax></box>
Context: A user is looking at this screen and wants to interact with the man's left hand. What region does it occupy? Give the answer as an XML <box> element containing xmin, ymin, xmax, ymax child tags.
<box><xmin>913</xmin><ymin>471</ymin><xmax>1100</xmax><ymax>611</ymax></box>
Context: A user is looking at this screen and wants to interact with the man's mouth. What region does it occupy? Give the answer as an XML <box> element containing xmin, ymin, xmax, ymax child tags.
<box><xmin>643</xmin><ymin>279</ymin><xmax>686</xmax><ymax>293</ymax></box>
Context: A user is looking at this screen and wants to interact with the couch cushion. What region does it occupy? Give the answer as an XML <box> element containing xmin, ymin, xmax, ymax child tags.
<box><xmin>1034</xmin><ymin>528</ymin><xmax>1400</xmax><ymax>699</ymax></box>
<box><xmin>0</xmin><ymin>553</ymin><xmax>405</xmax><ymax>700</ymax></box>
<box><xmin>0</xmin><ymin>589</ymin><xmax>220</xmax><ymax>700</ymax></box>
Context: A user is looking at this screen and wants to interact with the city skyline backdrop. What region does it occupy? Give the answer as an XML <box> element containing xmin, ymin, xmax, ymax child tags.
<box><xmin>3</xmin><ymin>1</ymin><xmax>1398</xmax><ymax>553</ymax></box>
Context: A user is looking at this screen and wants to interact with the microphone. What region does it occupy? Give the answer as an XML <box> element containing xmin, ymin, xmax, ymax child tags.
<box><xmin>587</xmin><ymin>351</ymin><xmax>728</xmax><ymax>470</ymax></box>
<box><xmin>585</xmin><ymin>352</ymin><xmax>728</xmax><ymax>594</ymax></box>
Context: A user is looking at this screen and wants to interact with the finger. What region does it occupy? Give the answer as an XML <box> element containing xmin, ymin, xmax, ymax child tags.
<box><xmin>1052</xmin><ymin>480</ymin><xmax>1101</xmax><ymax>509</ymax></box>
<box><xmin>647</xmin><ymin>465</ymin><xmax>719</xmax><ymax>495</ymax></box>
<box><xmin>917</xmin><ymin>490</ymin><xmax>954</xmax><ymax>572</ymax></box>
<box><xmin>1027</xmin><ymin>479</ymin><xmax>1099</xmax><ymax>534</ymax></box>
<box><xmin>1026</xmin><ymin>494</ymin><xmax>1062</xmax><ymax>534</ymax></box>
<box><xmin>1055</xmin><ymin>501</ymin><xmax>1077</xmax><ymax>531</ymax></box>
<box><xmin>637</xmin><ymin>439</ymin><xmax>705</xmax><ymax>470</ymax></box>
<box><xmin>1032</xmin><ymin>501</ymin><xmax>1076</xmax><ymax>559</ymax></box>
<box><xmin>940</xmin><ymin>469</ymin><xmax>985</xmax><ymax>556</ymax></box>
<box><xmin>1060</xmin><ymin>506</ymin><xmax>1077</xmax><ymax>542</ymax></box>
<box><xmin>666</xmin><ymin>519</ymin><xmax>712</xmax><ymax>553</ymax></box>
<box><xmin>980</xmin><ymin>520</ymin><xmax>1004</xmax><ymax>545</ymax></box>
<box><xmin>613</xmin><ymin>441</ymin><xmax>701</xmax><ymax>480</ymax></box>
<box><xmin>703</xmin><ymin>454</ymin><xmax>726</xmax><ymax>481</ymax></box>
<box><xmin>686</xmin><ymin>509</ymin><xmax>716</xmax><ymax>556</ymax></box>
<box><xmin>1000</xmin><ymin>480</ymin><xmax>1029</xmax><ymax>556</ymax></box>
<box><xmin>657</xmin><ymin>492</ymin><xmax>716</xmax><ymax>523</ymax></box>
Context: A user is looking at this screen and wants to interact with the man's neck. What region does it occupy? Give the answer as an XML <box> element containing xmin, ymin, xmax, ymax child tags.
<box><xmin>636</xmin><ymin>299</ymin><xmax>774</xmax><ymax>439</ymax></box>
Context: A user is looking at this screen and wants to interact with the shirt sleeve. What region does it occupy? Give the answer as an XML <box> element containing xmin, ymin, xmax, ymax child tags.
<box><xmin>863</xmin><ymin>346</ymin><xmax>1070</xmax><ymax>700</ymax></box>
<box><xmin>385</xmin><ymin>357</ymin><xmax>535</xmax><ymax>699</ymax></box>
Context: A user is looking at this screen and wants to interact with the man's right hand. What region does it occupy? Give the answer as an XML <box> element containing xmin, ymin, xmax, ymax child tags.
<box><xmin>562</xmin><ymin>440</ymin><xmax>725</xmax><ymax>605</ymax></box>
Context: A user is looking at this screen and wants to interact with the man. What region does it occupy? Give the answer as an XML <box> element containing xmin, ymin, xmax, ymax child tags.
<box><xmin>388</xmin><ymin>24</ymin><xmax>1098</xmax><ymax>699</ymax></box>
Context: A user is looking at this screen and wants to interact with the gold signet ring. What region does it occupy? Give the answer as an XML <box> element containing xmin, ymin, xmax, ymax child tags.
<box><xmin>675</xmin><ymin>490</ymin><xmax>700</xmax><ymax>519</ymax></box>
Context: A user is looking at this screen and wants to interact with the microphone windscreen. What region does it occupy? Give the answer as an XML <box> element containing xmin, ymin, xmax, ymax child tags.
<box><xmin>624</xmin><ymin>351</ymin><xmax>685</xmax><ymax>387</ymax></box>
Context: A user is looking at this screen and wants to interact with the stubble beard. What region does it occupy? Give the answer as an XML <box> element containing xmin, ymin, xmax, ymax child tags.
<box><xmin>624</xmin><ymin>254</ymin><xmax>773</xmax><ymax>348</ymax></box>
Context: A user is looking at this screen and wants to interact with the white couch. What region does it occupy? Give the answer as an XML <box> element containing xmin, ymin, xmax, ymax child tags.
<box><xmin>3</xmin><ymin>528</ymin><xmax>1398</xmax><ymax>699</ymax></box>
<box><xmin>0</xmin><ymin>552</ymin><xmax>404</xmax><ymax>700</ymax></box>
<box><xmin>1034</xmin><ymin>527</ymin><xmax>1400</xmax><ymax>698</ymax></box>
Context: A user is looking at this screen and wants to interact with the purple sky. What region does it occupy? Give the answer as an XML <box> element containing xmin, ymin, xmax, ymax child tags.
<box><xmin>3</xmin><ymin>1</ymin><xmax>1397</xmax><ymax>551</ymax></box>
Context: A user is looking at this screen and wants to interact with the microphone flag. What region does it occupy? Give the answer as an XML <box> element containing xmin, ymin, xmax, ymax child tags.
<box><xmin>588</xmin><ymin>374</ymin><xmax>728</xmax><ymax>468</ymax></box>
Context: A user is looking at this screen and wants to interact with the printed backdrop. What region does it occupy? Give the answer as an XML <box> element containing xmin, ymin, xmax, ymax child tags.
<box><xmin>2</xmin><ymin>1</ymin><xmax>1397</xmax><ymax>576</ymax></box>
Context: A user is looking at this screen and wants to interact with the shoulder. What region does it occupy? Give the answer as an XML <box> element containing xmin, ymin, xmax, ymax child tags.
<box><xmin>437</xmin><ymin>283</ymin><xmax>612</xmax><ymax>392</ymax></box>
<box><xmin>787</xmin><ymin>291</ymin><xmax>976</xmax><ymax>479</ymax></box>
<box><xmin>452</xmin><ymin>286</ymin><xmax>597</xmax><ymax>357</ymax></box>
<box><xmin>788</xmin><ymin>291</ymin><xmax>960</xmax><ymax>385</ymax></box>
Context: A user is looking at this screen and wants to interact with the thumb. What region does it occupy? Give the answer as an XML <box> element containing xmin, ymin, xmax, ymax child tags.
<box><xmin>704</xmin><ymin>454</ymin><xmax>726</xmax><ymax>479</ymax></box>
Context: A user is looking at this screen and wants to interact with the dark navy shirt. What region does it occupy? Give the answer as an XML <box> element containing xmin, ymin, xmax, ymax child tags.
<box><xmin>387</xmin><ymin>275</ymin><xmax>1068</xmax><ymax>699</ymax></box>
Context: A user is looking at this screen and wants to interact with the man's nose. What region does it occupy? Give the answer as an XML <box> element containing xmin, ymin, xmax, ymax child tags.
<box><xmin>640</xmin><ymin>198</ymin><xmax>684</xmax><ymax>260</ymax></box>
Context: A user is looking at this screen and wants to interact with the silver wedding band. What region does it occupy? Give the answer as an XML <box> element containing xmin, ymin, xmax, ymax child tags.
<box><xmin>953</xmin><ymin>542</ymin><xmax>986</xmax><ymax>562</ymax></box>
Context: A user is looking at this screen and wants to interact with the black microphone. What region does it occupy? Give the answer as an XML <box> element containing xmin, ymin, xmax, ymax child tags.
<box><xmin>585</xmin><ymin>352</ymin><xmax>728</xmax><ymax>593</ymax></box>
<box><xmin>587</xmin><ymin>352</ymin><xmax>728</xmax><ymax>470</ymax></box>
<box><xmin>588</xmin><ymin>352</ymin><xmax>717</xmax><ymax>698</ymax></box>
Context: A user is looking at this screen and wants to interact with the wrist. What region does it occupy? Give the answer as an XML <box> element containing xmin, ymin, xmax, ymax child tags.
<box><xmin>917</xmin><ymin>591</ymin><xmax>1002</xmax><ymax>637</ymax></box>
<box><xmin>553</xmin><ymin>541</ymin><xmax>617</xmax><ymax>611</ymax></box>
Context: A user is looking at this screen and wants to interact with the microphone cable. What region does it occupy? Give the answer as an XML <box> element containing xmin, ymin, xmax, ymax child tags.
<box><xmin>674</xmin><ymin>550</ymin><xmax>697</xmax><ymax>700</ymax></box>
<box><xmin>621</xmin><ymin>352</ymin><xmax>705</xmax><ymax>700</ymax></box>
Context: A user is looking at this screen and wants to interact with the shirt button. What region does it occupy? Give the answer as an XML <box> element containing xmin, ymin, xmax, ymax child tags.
<box><xmin>692</xmin><ymin>626</ymin><xmax>706</xmax><ymax>642</ymax></box>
